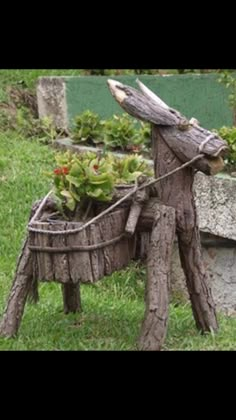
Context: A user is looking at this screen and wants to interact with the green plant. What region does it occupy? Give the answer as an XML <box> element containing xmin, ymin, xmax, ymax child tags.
<box><xmin>214</xmin><ymin>126</ymin><xmax>236</xmax><ymax>166</ymax></box>
<box><xmin>72</xmin><ymin>111</ymin><xmax>152</xmax><ymax>153</ymax></box>
<box><xmin>111</xmin><ymin>153</ymin><xmax>153</xmax><ymax>184</ymax></box>
<box><xmin>0</xmin><ymin>107</ymin><xmax>16</xmax><ymax>131</ymax></box>
<box><xmin>48</xmin><ymin>151</ymin><xmax>153</xmax><ymax>219</ymax></box>
<box><xmin>218</xmin><ymin>71</ymin><xmax>236</xmax><ymax>125</ymax></box>
<box><xmin>16</xmin><ymin>108</ymin><xmax>60</xmax><ymax>143</ymax></box>
<box><xmin>103</xmin><ymin>114</ymin><xmax>141</xmax><ymax>151</ymax></box>
<box><xmin>0</xmin><ymin>104</ymin><xmax>61</xmax><ymax>144</ymax></box>
<box><xmin>50</xmin><ymin>151</ymin><xmax>114</xmax><ymax>217</ymax></box>
<box><xmin>72</xmin><ymin>110</ymin><xmax>103</xmax><ymax>144</ymax></box>
<box><xmin>138</xmin><ymin>121</ymin><xmax>151</xmax><ymax>150</ymax></box>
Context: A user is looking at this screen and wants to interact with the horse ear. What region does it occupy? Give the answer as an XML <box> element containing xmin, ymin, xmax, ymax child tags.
<box><xmin>136</xmin><ymin>79</ymin><xmax>169</xmax><ymax>110</ymax></box>
<box><xmin>189</xmin><ymin>117</ymin><xmax>200</xmax><ymax>126</ymax></box>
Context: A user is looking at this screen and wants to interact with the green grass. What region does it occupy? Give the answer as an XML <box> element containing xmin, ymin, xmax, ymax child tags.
<box><xmin>0</xmin><ymin>70</ymin><xmax>85</xmax><ymax>102</ymax></box>
<box><xmin>1</xmin><ymin>131</ymin><xmax>236</xmax><ymax>350</ymax></box>
<box><xmin>0</xmin><ymin>70</ymin><xmax>85</xmax><ymax>89</ymax></box>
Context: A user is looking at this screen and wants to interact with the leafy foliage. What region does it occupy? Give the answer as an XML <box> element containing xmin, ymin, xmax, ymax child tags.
<box><xmin>15</xmin><ymin>108</ymin><xmax>60</xmax><ymax>143</ymax></box>
<box><xmin>214</xmin><ymin>126</ymin><xmax>236</xmax><ymax>166</ymax></box>
<box><xmin>111</xmin><ymin>153</ymin><xmax>153</xmax><ymax>184</ymax></box>
<box><xmin>103</xmin><ymin>114</ymin><xmax>141</xmax><ymax>151</ymax></box>
<box><xmin>48</xmin><ymin>151</ymin><xmax>153</xmax><ymax>218</ymax></box>
<box><xmin>218</xmin><ymin>71</ymin><xmax>236</xmax><ymax>125</ymax></box>
<box><xmin>0</xmin><ymin>91</ymin><xmax>62</xmax><ymax>144</ymax></box>
<box><xmin>72</xmin><ymin>110</ymin><xmax>103</xmax><ymax>144</ymax></box>
<box><xmin>71</xmin><ymin>111</ymin><xmax>151</xmax><ymax>153</ymax></box>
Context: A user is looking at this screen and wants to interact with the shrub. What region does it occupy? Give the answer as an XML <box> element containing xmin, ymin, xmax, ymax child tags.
<box><xmin>72</xmin><ymin>110</ymin><xmax>103</xmax><ymax>145</ymax></box>
<box><xmin>71</xmin><ymin>111</ymin><xmax>151</xmax><ymax>153</ymax></box>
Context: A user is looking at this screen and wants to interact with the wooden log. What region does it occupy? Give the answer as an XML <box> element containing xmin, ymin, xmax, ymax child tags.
<box><xmin>86</xmin><ymin>223</ymin><xmax>105</xmax><ymax>282</ymax></box>
<box><xmin>98</xmin><ymin>209</ymin><xmax>133</xmax><ymax>275</ymax></box>
<box><xmin>0</xmin><ymin>237</ymin><xmax>33</xmax><ymax>337</ymax></box>
<box><xmin>0</xmin><ymin>200</ymin><xmax>43</xmax><ymax>338</ymax></box>
<box><xmin>125</xmin><ymin>202</ymin><xmax>143</xmax><ymax>236</ymax></box>
<box><xmin>107</xmin><ymin>79</ymin><xmax>228</xmax><ymax>175</ymax></box>
<box><xmin>135</xmin><ymin>232</ymin><xmax>151</xmax><ymax>260</ymax></box>
<box><xmin>138</xmin><ymin>198</ymin><xmax>161</xmax><ymax>231</ymax></box>
<box><xmin>159</xmin><ymin>126</ymin><xmax>226</xmax><ymax>175</ymax></box>
<box><xmin>31</xmin><ymin>222</ymin><xmax>54</xmax><ymax>282</ymax></box>
<box><xmin>125</xmin><ymin>181</ymin><xmax>149</xmax><ymax>236</ymax></box>
<box><xmin>178</xmin><ymin>218</ymin><xmax>218</xmax><ymax>331</ymax></box>
<box><xmin>67</xmin><ymin>222</ymin><xmax>94</xmax><ymax>283</ymax></box>
<box><xmin>52</xmin><ymin>222</ymin><xmax>70</xmax><ymax>283</ymax></box>
<box><xmin>152</xmin><ymin>126</ymin><xmax>218</xmax><ymax>333</ymax></box>
<box><xmin>61</xmin><ymin>283</ymin><xmax>82</xmax><ymax>314</ymax></box>
<box><xmin>107</xmin><ymin>79</ymin><xmax>188</xmax><ymax>127</ymax></box>
<box><xmin>138</xmin><ymin>204</ymin><xmax>176</xmax><ymax>351</ymax></box>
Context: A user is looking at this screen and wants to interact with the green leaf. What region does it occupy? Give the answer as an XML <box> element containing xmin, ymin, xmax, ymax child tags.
<box><xmin>65</xmin><ymin>198</ymin><xmax>76</xmax><ymax>211</ymax></box>
<box><xmin>60</xmin><ymin>190</ymin><xmax>73</xmax><ymax>199</ymax></box>
<box><xmin>66</xmin><ymin>175</ymin><xmax>83</xmax><ymax>187</ymax></box>
<box><xmin>87</xmin><ymin>188</ymin><xmax>112</xmax><ymax>202</ymax></box>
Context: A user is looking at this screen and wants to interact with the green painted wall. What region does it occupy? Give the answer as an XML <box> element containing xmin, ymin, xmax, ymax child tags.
<box><xmin>65</xmin><ymin>74</ymin><xmax>233</xmax><ymax>130</ymax></box>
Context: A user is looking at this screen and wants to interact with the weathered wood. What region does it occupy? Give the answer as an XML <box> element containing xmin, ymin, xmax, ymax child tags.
<box><xmin>0</xmin><ymin>237</ymin><xmax>33</xmax><ymax>337</ymax></box>
<box><xmin>31</xmin><ymin>222</ymin><xmax>54</xmax><ymax>281</ymax></box>
<box><xmin>52</xmin><ymin>223</ymin><xmax>70</xmax><ymax>283</ymax></box>
<box><xmin>178</xmin><ymin>228</ymin><xmax>219</xmax><ymax>331</ymax></box>
<box><xmin>138</xmin><ymin>204</ymin><xmax>176</xmax><ymax>351</ymax></box>
<box><xmin>125</xmin><ymin>184</ymin><xmax>149</xmax><ymax>236</ymax></box>
<box><xmin>107</xmin><ymin>79</ymin><xmax>228</xmax><ymax>175</ymax></box>
<box><xmin>67</xmin><ymin>222</ymin><xmax>93</xmax><ymax>283</ymax></box>
<box><xmin>135</xmin><ymin>232</ymin><xmax>151</xmax><ymax>260</ymax></box>
<box><xmin>138</xmin><ymin>198</ymin><xmax>161</xmax><ymax>231</ymax></box>
<box><xmin>0</xmin><ymin>200</ymin><xmax>43</xmax><ymax>337</ymax></box>
<box><xmin>125</xmin><ymin>202</ymin><xmax>143</xmax><ymax>236</ymax></box>
<box><xmin>159</xmin><ymin>126</ymin><xmax>226</xmax><ymax>175</ymax></box>
<box><xmin>107</xmin><ymin>79</ymin><xmax>188</xmax><ymax>127</ymax></box>
<box><xmin>98</xmin><ymin>209</ymin><xmax>134</xmax><ymax>275</ymax></box>
<box><xmin>136</xmin><ymin>78</ymin><xmax>169</xmax><ymax>109</ymax></box>
<box><xmin>152</xmin><ymin>126</ymin><xmax>218</xmax><ymax>333</ymax></box>
<box><xmin>62</xmin><ymin>283</ymin><xmax>82</xmax><ymax>314</ymax></box>
<box><xmin>29</xmin><ymin>208</ymin><xmax>135</xmax><ymax>284</ymax></box>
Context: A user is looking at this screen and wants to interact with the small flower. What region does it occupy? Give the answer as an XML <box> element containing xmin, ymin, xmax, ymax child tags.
<box><xmin>62</xmin><ymin>166</ymin><xmax>69</xmax><ymax>175</ymax></box>
<box><xmin>54</xmin><ymin>168</ymin><xmax>62</xmax><ymax>175</ymax></box>
<box><xmin>93</xmin><ymin>165</ymin><xmax>99</xmax><ymax>171</ymax></box>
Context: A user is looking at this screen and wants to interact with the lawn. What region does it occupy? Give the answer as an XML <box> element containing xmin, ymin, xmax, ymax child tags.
<box><xmin>1</xmin><ymin>130</ymin><xmax>236</xmax><ymax>350</ymax></box>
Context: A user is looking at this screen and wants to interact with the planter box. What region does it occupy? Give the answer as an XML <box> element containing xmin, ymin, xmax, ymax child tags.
<box><xmin>29</xmin><ymin>208</ymin><xmax>136</xmax><ymax>284</ymax></box>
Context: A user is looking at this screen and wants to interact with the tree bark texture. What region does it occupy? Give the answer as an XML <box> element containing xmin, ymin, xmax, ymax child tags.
<box><xmin>107</xmin><ymin>80</ymin><xmax>188</xmax><ymax>126</ymax></box>
<box><xmin>159</xmin><ymin>126</ymin><xmax>226</xmax><ymax>175</ymax></box>
<box><xmin>61</xmin><ymin>283</ymin><xmax>82</xmax><ymax>314</ymax></box>
<box><xmin>0</xmin><ymin>200</ymin><xmax>44</xmax><ymax>337</ymax></box>
<box><xmin>29</xmin><ymin>208</ymin><xmax>136</xmax><ymax>284</ymax></box>
<box><xmin>125</xmin><ymin>181</ymin><xmax>149</xmax><ymax>236</ymax></box>
<box><xmin>139</xmin><ymin>205</ymin><xmax>176</xmax><ymax>350</ymax></box>
<box><xmin>0</xmin><ymin>237</ymin><xmax>33</xmax><ymax>337</ymax></box>
<box><xmin>152</xmin><ymin>125</ymin><xmax>218</xmax><ymax>332</ymax></box>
